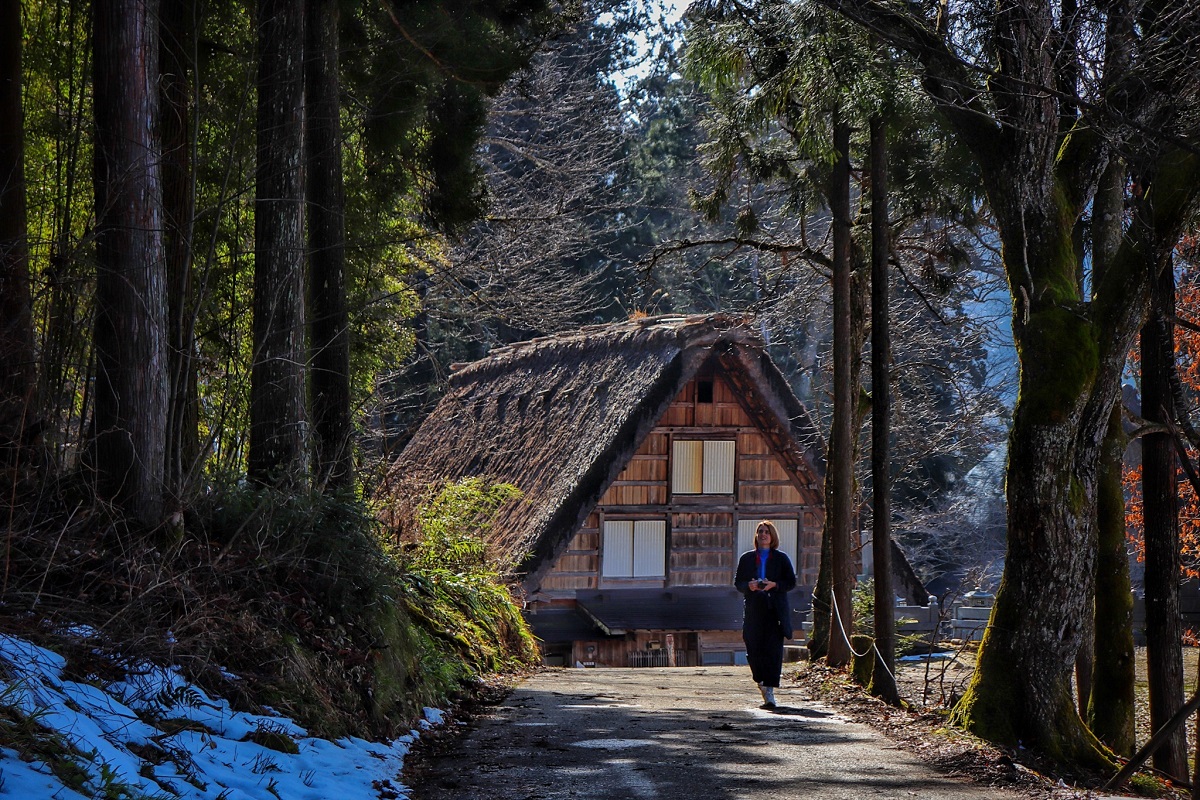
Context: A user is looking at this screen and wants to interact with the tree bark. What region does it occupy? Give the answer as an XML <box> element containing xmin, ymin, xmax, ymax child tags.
<box><xmin>0</xmin><ymin>0</ymin><xmax>36</xmax><ymax>474</ymax></box>
<box><xmin>249</xmin><ymin>0</ymin><xmax>307</xmax><ymax>485</ymax></box>
<box><xmin>1089</xmin><ymin>403</ymin><xmax>1136</xmax><ymax>755</ymax></box>
<box><xmin>92</xmin><ymin>0</ymin><xmax>169</xmax><ymax>526</ymax></box>
<box><xmin>867</xmin><ymin>115</ymin><xmax>898</xmax><ymax>704</ymax></box>
<box><xmin>1087</xmin><ymin>158</ymin><xmax>1135</xmax><ymax>756</ymax></box>
<box><xmin>160</xmin><ymin>0</ymin><xmax>200</xmax><ymax>502</ymax></box>
<box><xmin>1141</xmin><ymin>257</ymin><xmax>1187</xmax><ymax>780</ymax></box>
<box><xmin>825</xmin><ymin>118</ymin><xmax>855</xmax><ymax>669</ymax></box>
<box><xmin>305</xmin><ymin>0</ymin><xmax>353</xmax><ymax>491</ymax></box>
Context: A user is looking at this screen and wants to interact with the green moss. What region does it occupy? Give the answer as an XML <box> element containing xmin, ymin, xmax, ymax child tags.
<box><xmin>1044</xmin><ymin>185</ymin><xmax>1082</xmax><ymax>304</ymax></box>
<box><xmin>365</xmin><ymin>603</ymin><xmax>422</xmax><ymax>722</ymax></box>
<box><xmin>1127</xmin><ymin>773</ymin><xmax>1168</xmax><ymax>796</ymax></box>
<box><xmin>1017</xmin><ymin>305</ymin><xmax>1098</xmax><ymax>424</ymax></box>
<box><xmin>950</xmin><ymin>595</ymin><xmax>1019</xmax><ymax>746</ymax></box>
<box><xmin>245</xmin><ymin>728</ymin><xmax>300</xmax><ymax>755</ymax></box>
<box><xmin>849</xmin><ymin>635</ymin><xmax>874</xmax><ymax>687</ymax></box>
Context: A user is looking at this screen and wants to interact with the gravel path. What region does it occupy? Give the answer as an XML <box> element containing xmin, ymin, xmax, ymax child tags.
<box><xmin>406</xmin><ymin>666</ymin><xmax>1041</xmax><ymax>800</ymax></box>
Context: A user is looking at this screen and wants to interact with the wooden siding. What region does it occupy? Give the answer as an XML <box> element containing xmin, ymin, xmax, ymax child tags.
<box><xmin>670</xmin><ymin>511</ymin><xmax>734</xmax><ymax>586</ymax></box>
<box><xmin>737</xmin><ymin>431</ymin><xmax>803</xmax><ymax>505</ymax></box>
<box><xmin>548</xmin><ymin>373</ymin><xmax>824</xmax><ymax>597</ymax></box>
<box><xmin>570</xmin><ymin>632</ymin><xmax>701</xmax><ymax>667</ymax></box>
<box><xmin>659</xmin><ymin>375</ymin><xmax>752</xmax><ymax>428</ymax></box>
<box><xmin>799</xmin><ymin>510</ymin><xmax>822</xmax><ymax>586</ymax></box>
<box><xmin>541</xmin><ymin>513</ymin><xmax>600</xmax><ymax>594</ymax></box>
<box><xmin>598</xmin><ymin>433</ymin><xmax>669</xmax><ymax>506</ymax></box>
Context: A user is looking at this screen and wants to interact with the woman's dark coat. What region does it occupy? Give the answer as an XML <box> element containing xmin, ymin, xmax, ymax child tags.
<box><xmin>734</xmin><ymin>548</ymin><xmax>797</xmax><ymax>637</ymax></box>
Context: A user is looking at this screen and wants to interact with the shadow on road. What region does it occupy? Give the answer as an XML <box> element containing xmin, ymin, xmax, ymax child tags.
<box><xmin>404</xmin><ymin>666</ymin><xmax>1020</xmax><ymax>800</ymax></box>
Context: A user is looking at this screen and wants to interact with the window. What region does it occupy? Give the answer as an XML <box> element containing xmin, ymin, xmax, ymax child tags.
<box><xmin>696</xmin><ymin>379</ymin><xmax>714</xmax><ymax>404</ymax></box>
<box><xmin>672</xmin><ymin>439</ymin><xmax>735</xmax><ymax>494</ymax></box>
<box><xmin>737</xmin><ymin>519</ymin><xmax>799</xmax><ymax>570</ymax></box>
<box><xmin>601</xmin><ymin>520</ymin><xmax>666</xmax><ymax>578</ymax></box>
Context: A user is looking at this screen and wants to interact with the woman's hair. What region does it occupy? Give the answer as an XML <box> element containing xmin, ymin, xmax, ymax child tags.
<box><xmin>755</xmin><ymin>520</ymin><xmax>779</xmax><ymax>550</ymax></box>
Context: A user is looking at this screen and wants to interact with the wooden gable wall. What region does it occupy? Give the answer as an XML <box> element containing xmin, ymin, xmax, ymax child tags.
<box><xmin>538</xmin><ymin>372</ymin><xmax>824</xmax><ymax>596</ymax></box>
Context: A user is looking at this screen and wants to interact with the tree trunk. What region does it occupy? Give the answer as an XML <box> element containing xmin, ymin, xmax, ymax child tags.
<box><xmin>305</xmin><ymin>0</ymin><xmax>352</xmax><ymax>491</ymax></box>
<box><xmin>949</xmin><ymin>179</ymin><xmax>1117</xmax><ymax>765</ymax></box>
<box><xmin>817</xmin><ymin>0</ymin><xmax>1200</xmax><ymax>769</ymax></box>
<box><xmin>160</xmin><ymin>0</ymin><xmax>199</xmax><ymax>502</ymax></box>
<box><xmin>249</xmin><ymin>0</ymin><xmax>307</xmax><ymax>485</ymax></box>
<box><xmin>809</xmin><ymin>518</ymin><xmax>832</xmax><ymax>662</ymax></box>
<box><xmin>1089</xmin><ymin>402</ymin><xmax>1136</xmax><ymax>755</ymax></box>
<box><xmin>825</xmin><ymin>119</ymin><xmax>855</xmax><ymax>668</ymax></box>
<box><xmin>1141</xmin><ymin>258</ymin><xmax>1187</xmax><ymax>780</ymax></box>
<box><xmin>0</xmin><ymin>0</ymin><xmax>36</xmax><ymax>475</ymax></box>
<box><xmin>867</xmin><ymin>116</ymin><xmax>898</xmax><ymax>704</ymax></box>
<box><xmin>1087</xmin><ymin>157</ymin><xmax>1135</xmax><ymax>756</ymax></box>
<box><xmin>92</xmin><ymin>0</ymin><xmax>169</xmax><ymax>526</ymax></box>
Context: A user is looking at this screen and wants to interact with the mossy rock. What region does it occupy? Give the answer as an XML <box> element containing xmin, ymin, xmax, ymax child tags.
<box><xmin>244</xmin><ymin>728</ymin><xmax>300</xmax><ymax>755</ymax></box>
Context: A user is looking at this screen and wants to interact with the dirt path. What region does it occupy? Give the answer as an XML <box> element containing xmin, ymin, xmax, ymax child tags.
<box><xmin>404</xmin><ymin>666</ymin><xmax>1059</xmax><ymax>800</ymax></box>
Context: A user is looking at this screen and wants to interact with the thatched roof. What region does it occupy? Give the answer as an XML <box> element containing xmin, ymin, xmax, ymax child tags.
<box><xmin>381</xmin><ymin>314</ymin><xmax>824</xmax><ymax>588</ymax></box>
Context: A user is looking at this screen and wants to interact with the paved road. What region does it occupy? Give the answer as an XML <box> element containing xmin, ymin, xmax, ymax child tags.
<box><xmin>407</xmin><ymin>666</ymin><xmax>1036</xmax><ymax>800</ymax></box>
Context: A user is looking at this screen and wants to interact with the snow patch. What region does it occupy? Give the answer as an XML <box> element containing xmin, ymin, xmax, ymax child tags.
<box><xmin>0</xmin><ymin>633</ymin><xmax>434</xmax><ymax>800</ymax></box>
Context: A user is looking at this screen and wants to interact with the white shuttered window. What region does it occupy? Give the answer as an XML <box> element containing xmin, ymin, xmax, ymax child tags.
<box><xmin>672</xmin><ymin>439</ymin><xmax>735</xmax><ymax>494</ymax></box>
<box><xmin>602</xmin><ymin>520</ymin><xmax>667</xmax><ymax>578</ymax></box>
<box><xmin>602</xmin><ymin>521</ymin><xmax>634</xmax><ymax>577</ymax></box>
<box><xmin>737</xmin><ymin>519</ymin><xmax>799</xmax><ymax>571</ymax></box>
<box><xmin>703</xmin><ymin>440</ymin><xmax>735</xmax><ymax>494</ymax></box>
<box><xmin>671</xmin><ymin>440</ymin><xmax>703</xmax><ymax>494</ymax></box>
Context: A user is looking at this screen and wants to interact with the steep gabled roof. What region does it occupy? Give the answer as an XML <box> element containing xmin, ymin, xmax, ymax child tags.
<box><xmin>381</xmin><ymin>314</ymin><xmax>825</xmax><ymax>586</ymax></box>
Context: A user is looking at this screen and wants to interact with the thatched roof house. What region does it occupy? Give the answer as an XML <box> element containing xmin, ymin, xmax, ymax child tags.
<box><xmin>383</xmin><ymin>314</ymin><xmax>825</xmax><ymax>591</ymax></box>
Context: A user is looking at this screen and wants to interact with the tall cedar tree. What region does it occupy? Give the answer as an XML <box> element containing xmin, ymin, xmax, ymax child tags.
<box><xmin>92</xmin><ymin>0</ymin><xmax>170</xmax><ymax>525</ymax></box>
<box><xmin>160</xmin><ymin>0</ymin><xmax>200</xmax><ymax>500</ymax></box>
<box><xmin>868</xmin><ymin>114</ymin><xmax>899</xmax><ymax>705</ymax></box>
<box><xmin>306</xmin><ymin>0</ymin><xmax>353</xmax><ymax>491</ymax></box>
<box><xmin>0</xmin><ymin>0</ymin><xmax>36</xmax><ymax>473</ymax></box>
<box><xmin>821</xmin><ymin>0</ymin><xmax>1200</xmax><ymax>763</ymax></box>
<box><xmin>249</xmin><ymin>0</ymin><xmax>307</xmax><ymax>485</ymax></box>
<box><xmin>825</xmin><ymin>117</ymin><xmax>855</xmax><ymax>667</ymax></box>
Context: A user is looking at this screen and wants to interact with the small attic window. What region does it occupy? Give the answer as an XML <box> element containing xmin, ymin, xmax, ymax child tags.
<box><xmin>696</xmin><ymin>379</ymin><xmax>714</xmax><ymax>404</ymax></box>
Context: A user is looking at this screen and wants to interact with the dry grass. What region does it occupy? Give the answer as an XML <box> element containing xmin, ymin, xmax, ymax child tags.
<box><xmin>1133</xmin><ymin>646</ymin><xmax>1200</xmax><ymax>768</ymax></box>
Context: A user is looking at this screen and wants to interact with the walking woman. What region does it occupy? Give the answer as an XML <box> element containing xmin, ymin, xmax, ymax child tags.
<box><xmin>734</xmin><ymin>520</ymin><xmax>796</xmax><ymax>707</ymax></box>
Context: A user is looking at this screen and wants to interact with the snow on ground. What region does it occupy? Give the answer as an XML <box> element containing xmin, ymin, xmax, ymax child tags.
<box><xmin>0</xmin><ymin>632</ymin><xmax>435</xmax><ymax>799</ymax></box>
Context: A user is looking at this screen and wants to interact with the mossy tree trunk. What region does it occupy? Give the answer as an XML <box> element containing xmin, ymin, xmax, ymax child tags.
<box><xmin>819</xmin><ymin>0</ymin><xmax>1200</xmax><ymax>767</ymax></box>
<box><xmin>949</xmin><ymin>247</ymin><xmax>1115</xmax><ymax>763</ymax></box>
